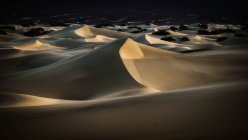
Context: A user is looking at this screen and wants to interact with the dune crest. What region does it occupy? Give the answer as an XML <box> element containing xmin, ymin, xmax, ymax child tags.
<box><xmin>119</xmin><ymin>39</ymin><xmax>248</xmax><ymax>91</ymax></box>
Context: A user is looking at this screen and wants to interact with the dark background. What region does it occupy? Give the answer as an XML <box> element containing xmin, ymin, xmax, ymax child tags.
<box><xmin>0</xmin><ymin>0</ymin><xmax>247</xmax><ymax>24</ymax></box>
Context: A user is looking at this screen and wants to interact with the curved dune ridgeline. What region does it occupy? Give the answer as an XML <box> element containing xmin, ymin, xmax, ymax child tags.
<box><xmin>119</xmin><ymin>39</ymin><xmax>248</xmax><ymax>91</ymax></box>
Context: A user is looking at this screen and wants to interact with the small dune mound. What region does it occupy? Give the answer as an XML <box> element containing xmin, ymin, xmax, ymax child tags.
<box><xmin>84</xmin><ymin>35</ymin><xmax>115</xmax><ymax>42</ymax></box>
<box><xmin>188</xmin><ymin>35</ymin><xmax>215</xmax><ymax>44</ymax></box>
<box><xmin>12</xmin><ymin>40</ymin><xmax>55</xmax><ymax>51</ymax></box>
<box><xmin>134</xmin><ymin>35</ymin><xmax>191</xmax><ymax>52</ymax></box>
<box><xmin>189</xmin><ymin>35</ymin><xmax>203</xmax><ymax>41</ymax></box>
<box><xmin>0</xmin><ymin>92</ymin><xmax>70</xmax><ymax>108</ymax></box>
<box><xmin>134</xmin><ymin>34</ymin><xmax>176</xmax><ymax>45</ymax></box>
<box><xmin>166</xmin><ymin>30</ymin><xmax>188</xmax><ymax>36</ymax></box>
<box><xmin>74</xmin><ymin>25</ymin><xmax>94</xmax><ymax>37</ymax></box>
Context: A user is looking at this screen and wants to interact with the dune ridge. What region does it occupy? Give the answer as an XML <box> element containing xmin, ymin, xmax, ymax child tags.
<box><xmin>120</xmin><ymin>39</ymin><xmax>248</xmax><ymax>91</ymax></box>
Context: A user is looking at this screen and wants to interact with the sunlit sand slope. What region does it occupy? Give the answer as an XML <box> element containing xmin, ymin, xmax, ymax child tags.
<box><xmin>120</xmin><ymin>39</ymin><xmax>248</xmax><ymax>90</ymax></box>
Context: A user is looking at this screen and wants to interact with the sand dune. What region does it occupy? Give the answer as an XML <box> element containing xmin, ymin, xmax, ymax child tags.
<box><xmin>133</xmin><ymin>33</ymin><xmax>220</xmax><ymax>52</ymax></box>
<box><xmin>0</xmin><ymin>91</ymin><xmax>72</xmax><ymax>107</ymax></box>
<box><xmin>120</xmin><ymin>39</ymin><xmax>248</xmax><ymax>91</ymax></box>
<box><xmin>134</xmin><ymin>34</ymin><xmax>179</xmax><ymax>45</ymax></box>
<box><xmin>2</xmin><ymin>37</ymin><xmax>246</xmax><ymax>98</ymax></box>
<box><xmin>134</xmin><ymin>34</ymin><xmax>193</xmax><ymax>52</ymax></box>
<box><xmin>74</xmin><ymin>25</ymin><xmax>94</xmax><ymax>37</ymax></box>
<box><xmin>12</xmin><ymin>40</ymin><xmax>56</xmax><ymax>51</ymax></box>
<box><xmin>1</xmin><ymin>23</ymin><xmax>248</xmax><ymax>140</ymax></box>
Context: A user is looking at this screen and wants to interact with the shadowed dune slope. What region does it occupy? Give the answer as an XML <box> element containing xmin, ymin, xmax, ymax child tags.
<box><xmin>0</xmin><ymin>39</ymin><xmax>143</xmax><ymax>100</ymax></box>
<box><xmin>2</xmin><ymin>37</ymin><xmax>248</xmax><ymax>99</ymax></box>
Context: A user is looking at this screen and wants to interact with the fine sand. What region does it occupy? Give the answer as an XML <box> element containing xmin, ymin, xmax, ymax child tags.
<box><xmin>0</xmin><ymin>24</ymin><xmax>248</xmax><ymax>140</ymax></box>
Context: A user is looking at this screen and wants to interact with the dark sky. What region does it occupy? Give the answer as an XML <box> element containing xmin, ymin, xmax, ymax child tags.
<box><xmin>3</xmin><ymin>0</ymin><xmax>246</xmax><ymax>16</ymax></box>
<box><xmin>3</xmin><ymin>0</ymin><xmax>246</xmax><ymax>8</ymax></box>
<box><xmin>1</xmin><ymin>0</ymin><xmax>247</xmax><ymax>24</ymax></box>
<box><xmin>2</xmin><ymin>0</ymin><xmax>246</xmax><ymax>15</ymax></box>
